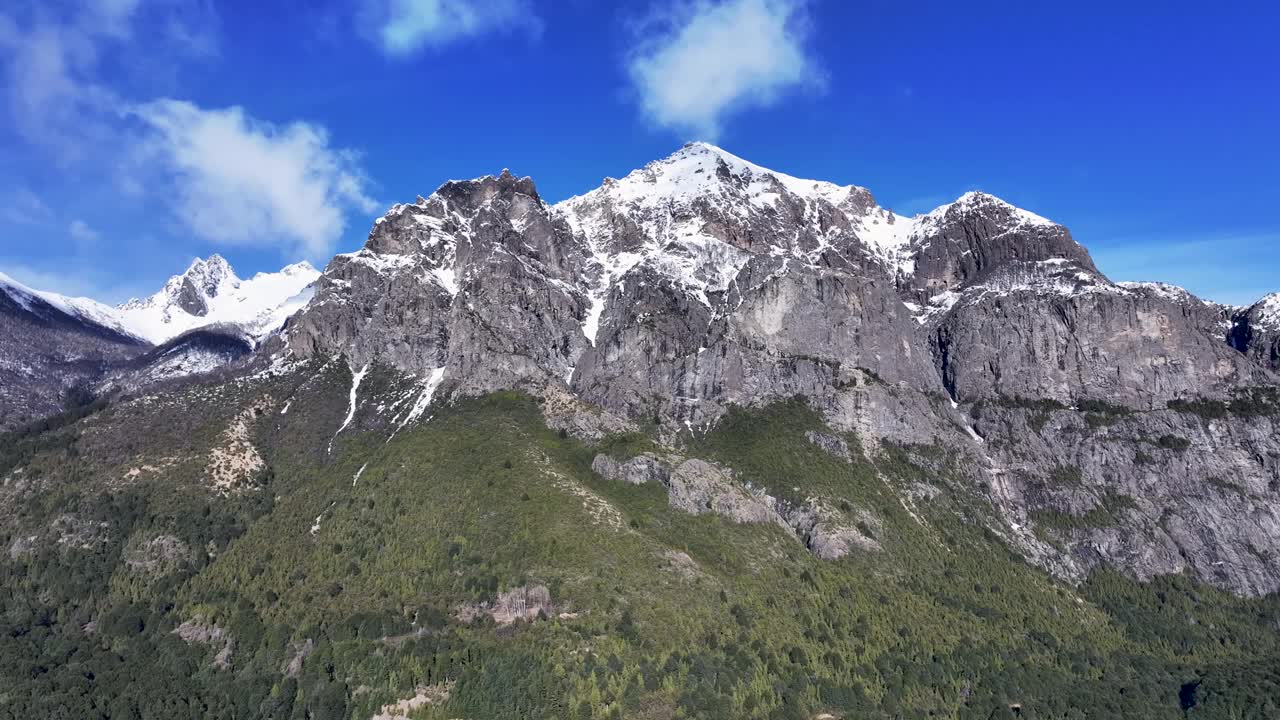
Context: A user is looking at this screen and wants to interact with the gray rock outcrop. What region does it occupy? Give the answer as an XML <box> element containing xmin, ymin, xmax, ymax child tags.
<box><xmin>592</xmin><ymin>452</ymin><xmax>879</xmax><ymax>560</ymax></box>
<box><xmin>806</xmin><ymin>431</ymin><xmax>853</xmax><ymax>462</ymax></box>
<box><xmin>591</xmin><ymin>453</ymin><xmax>670</xmax><ymax>485</ymax></box>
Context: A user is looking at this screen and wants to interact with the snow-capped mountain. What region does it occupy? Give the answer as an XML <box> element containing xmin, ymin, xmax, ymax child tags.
<box><xmin>0</xmin><ymin>255</ymin><xmax>319</xmax><ymax>348</ymax></box>
<box><xmin>557</xmin><ymin>142</ymin><xmax>914</xmax><ymax>315</ymax></box>
<box><xmin>284</xmin><ymin>140</ymin><xmax>1108</xmax><ymax>423</ymax></box>
<box><xmin>1251</xmin><ymin>293</ymin><xmax>1280</xmax><ymax>330</ymax></box>
<box><xmin>0</xmin><ymin>255</ymin><xmax>319</xmax><ymax>427</ymax></box>
<box><xmin>115</xmin><ymin>255</ymin><xmax>319</xmax><ymax>344</ymax></box>
<box><xmin>274</xmin><ymin>141</ymin><xmax>1280</xmax><ymax>598</ymax></box>
<box><xmin>0</xmin><ymin>271</ymin><xmax>137</xmax><ymax>337</ymax></box>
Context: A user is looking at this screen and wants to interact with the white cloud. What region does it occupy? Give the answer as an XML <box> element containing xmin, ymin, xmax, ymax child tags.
<box><xmin>361</xmin><ymin>0</ymin><xmax>539</xmax><ymax>56</ymax></box>
<box><xmin>0</xmin><ymin>3</ymin><xmax>368</xmax><ymax>266</ymax></box>
<box><xmin>68</xmin><ymin>219</ymin><xmax>99</xmax><ymax>245</ymax></box>
<box><xmin>627</xmin><ymin>0</ymin><xmax>821</xmax><ymax>140</ymax></box>
<box><xmin>132</xmin><ymin>100</ymin><xmax>380</xmax><ymax>260</ymax></box>
<box><xmin>0</xmin><ymin>260</ymin><xmax>146</xmax><ymax>304</ymax></box>
<box><xmin>0</xmin><ymin>21</ymin><xmax>114</xmax><ymax>151</ymax></box>
<box><xmin>0</xmin><ymin>0</ymin><xmax>217</xmax><ymax>155</ymax></box>
<box><xmin>1</xmin><ymin>189</ymin><xmax>53</xmax><ymax>225</ymax></box>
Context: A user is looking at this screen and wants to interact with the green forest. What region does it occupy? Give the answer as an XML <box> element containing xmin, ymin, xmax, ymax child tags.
<box><xmin>1</xmin><ymin>362</ymin><xmax>1279</xmax><ymax>720</ymax></box>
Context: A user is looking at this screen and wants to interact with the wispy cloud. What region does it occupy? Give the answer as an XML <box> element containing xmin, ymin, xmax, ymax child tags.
<box><xmin>1092</xmin><ymin>232</ymin><xmax>1280</xmax><ymax>307</ymax></box>
<box><xmin>0</xmin><ymin>259</ymin><xmax>148</xmax><ymax>304</ymax></box>
<box><xmin>1</xmin><ymin>1</ymin><xmax>371</xmax><ymax>265</ymax></box>
<box><xmin>358</xmin><ymin>0</ymin><xmax>540</xmax><ymax>56</ymax></box>
<box><xmin>68</xmin><ymin>219</ymin><xmax>99</xmax><ymax>245</ymax></box>
<box><xmin>0</xmin><ymin>0</ymin><xmax>217</xmax><ymax>158</ymax></box>
<box><xmin>132</xmin><ymin>100</ymin><xmax>380</xmax><ymax>260</ymax></box>
<box><xmin>0</xmin><ymin>188</ymin><xmax>53</xmax><ymax>225</ymax></box>
<box><xmin>627</xmin><ymin>0</ymin><xmax>822</xmax><ymax>140</ymax></box>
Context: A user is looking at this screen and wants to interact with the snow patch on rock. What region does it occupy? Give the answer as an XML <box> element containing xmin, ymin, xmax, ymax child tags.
<box><xmin>329</xmin><ymin>362</ymin><xmax>370</xmax><ymax>454</ymax></box>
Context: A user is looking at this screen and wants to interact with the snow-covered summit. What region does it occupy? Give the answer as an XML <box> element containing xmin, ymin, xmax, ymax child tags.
<box><xmin>572</xmin><ymin>141</ymin><xmax>867</xmax><ymax>207</ymax></box>
<box><xmin>552</xmin><ymin>142</ymin><xmax>924</xmax><ymax>320</ymax></box>
<box><xmin>116</xmin><ymin>256</ymin><xmax>319</xmax><ymax>344</ymax></box>
<box><xmin>551</xmin><ymin>143</ymin><xmax>1078</xmax><ymax>316</ymax></box>
<box><xmin>556</xmin><ymin>141</ymin><xmax>907</xmax><ymax>242</ymax></box>
<box><xmin>177</xmin><ymin>254</ymin><xmax>238</xmax><ymax>298</ymax></box>
<box><xmin>1248</xmin><ymin>292</ymin><xmax>1280</xmax><ymax>330</ymax></box>
<box><xmin>1117</xmin><ymin>281</ymin><xmax>1203</xmax><ymax>305</ymax></box>
<box><xmin>920</xmin><ymin>190</ymin><xmax>1056</xmax><ymax>228</ymax></box>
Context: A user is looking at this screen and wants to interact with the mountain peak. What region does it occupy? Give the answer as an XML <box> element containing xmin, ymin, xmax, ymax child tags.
<box><xmin>279</xmin><ymin>260</ymin><xmax>317</xmax><ymax>276</ymax></box>
<box><xmin>674</xmin><ymin>140</ymin><xmax>741</xmax><ymax>162</ymax></box>
<box><xmin>114</xmin><ymin>257</ymin><xmax>319</xmax><ymax>344</ymax></box>
<box><xmin>181</xmin><ymin>254</ymin><xmax>239</xmax><ymax>288</ymax></box>
<box><xmin>560</xmin><ymin>141</ymin><xmax>868</xmax><ymax>216</ymax></box>
<box><xmin>922</xmin><ymin>190</ymin><xmax>1057</xmax><ymax>228</ymax></box>
<box><xmin>190</xmin><ymin>252</ymin><xmax>227</xmax><ymax>268</ymax></box>
<box><xmin>1250</xmin><ymin>292</ymin><xmax>1280</xmax><ymax>328</ymax></box>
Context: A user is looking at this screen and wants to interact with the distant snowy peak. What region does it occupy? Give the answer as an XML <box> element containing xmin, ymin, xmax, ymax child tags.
<box><xmin>1249</xmin><ymin>293</ymin><xmax>1280</xmax><ymax>330</ymax></box>
<box><xmin>176</xmin><ymin>254</ymin><xmax>239</xmax><ymax>304</ymax></box>
<box><xmin>116</xmin><ymin>256</ymin><xmax>319</xmax><ymax>344</ymax></box>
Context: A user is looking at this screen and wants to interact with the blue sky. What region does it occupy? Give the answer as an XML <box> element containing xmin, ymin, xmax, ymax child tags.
<box><xmin>0</xmin><ymin>0</ymin><xmax>1276</xmax><ymax>305</ymax></box>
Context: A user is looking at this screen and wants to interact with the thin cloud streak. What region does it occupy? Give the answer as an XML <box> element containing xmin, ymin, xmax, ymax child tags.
<box><xmin>1092</xmin><ymin>232</ymin><xmax>1280</xmax><ymax>307</ymax></box>
<box><xmin>359</xmin><ymin>0</ymin><xmax>540</xmax><ymax>56</ymax></box>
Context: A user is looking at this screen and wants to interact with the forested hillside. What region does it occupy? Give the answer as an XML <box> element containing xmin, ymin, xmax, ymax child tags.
<box><xmin>2</xmin><ymin>359</ymin><xmax>1278</xmax><ymax>719</ymax></box>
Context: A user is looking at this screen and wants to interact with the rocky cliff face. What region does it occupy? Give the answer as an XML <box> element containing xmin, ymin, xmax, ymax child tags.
<box><xmin>279</xmin><ymin>142</ymin><xmax>1280</xmax><ymax>598</ymax></box>
<box><xmin>970</xmin><ymin>398</ymin><xmax>1280</xmax><ymax>597</ymax></box>
<box><xmin>288</xmin><ymin>142</ymin><xmax>944</xmax><ymax>434</ymax></box>
<box><xmin>286</xmin><ymin>171</ymin><xmax>592</xmax><ymax>402</ymax></box>
<box><xmin>898</xmin><ymin>196</ymin><xmax>1280</xmax><ymax>597</ymax></box>
<box><xmin>926</xmin><ymin>268</ymin><xmax>1266</xmax><ymax>408</ymax></box>
<box><xmin>1231</xmin><ymin>293</ymin><xmax>1280</xmax><ymax>371</ymax></box>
